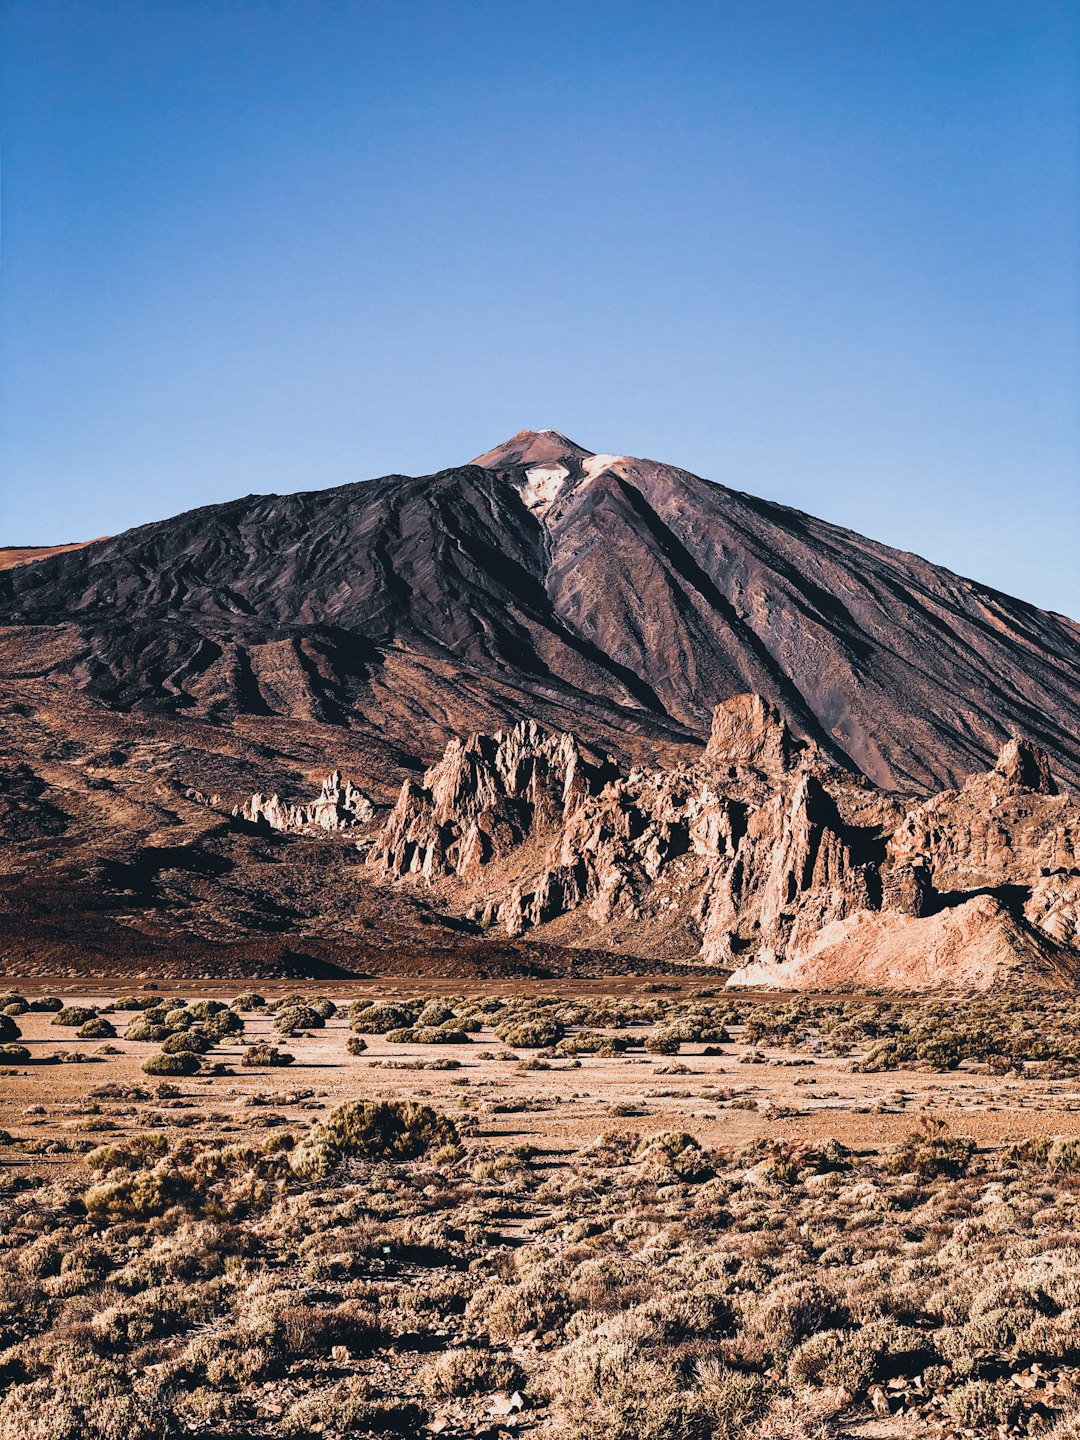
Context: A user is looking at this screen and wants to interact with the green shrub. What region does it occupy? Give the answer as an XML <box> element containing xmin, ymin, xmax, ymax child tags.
<box><xmin>0</xmin><ymin>1014</ymin><xmax>20</xmax><ymax>1043</ymax></box>
<box><xmin>242</xmin><ymin>1044</ymin><xmax>294</xmax><ymax>1068</ymax></box>
<box><xmin>416</xmin><ymin>1000</ymin><xmax>456</xmax><ymax>1028</ymax></box>
<box><xmin>186</xmin><ymin>999</ymin><xmax>226</xmax><ymax>1021</ymax></box>
<box><xmin>199</xmin><ymin>1008</ymin><xmax>244</xmax><ymax>1038</ymax></box>
<box><xmin>289</xmin><ymin>1100</ymin><xmax>458</xmax><ymax>1180</ymax></box>
<box><xmin>0</xmin><ymin>1045</ymin><xmax>30</xmax><ymax>1065</ymax></box>
<box><xmin>275</xmin><ymin>1004</ymin><xmax>324</xmax><ymax>1035</ymax></box>
<box><xmin>52</xmin><ymin>1006</ymin><xmax>97</xmax><ymax>1028</ymax></box>
<box><xmin>496</xmin><ymin>1018</ymin><xmax>564</xmax><ymax>1048</ymax></box>
<box><xmin>413</xmin><ymin>1024</ymin><xmax>470</xmax><ymax>1045</ymax></box>
<box><xmin>161</xmin><ymin>1029</ymin><xmax>213</xmax><ymax>1054</ymax></box>
<box><xmin>124</xmin><ymin>1016</ymin><xmax>170</xmax><ymax>1043</ymax></box>
<box><xmin>231</xmin><ymin>992</ymin><xmax>266</xmax><ymax>1011</ymax></box>
<box><xmin>558</xmin><ymin>1031</ymin><xmax>628</xmax><ymax>1055</ymax></box>
<box><xmin>28</xmin><ymin>996</ymin><xmax>64</xmax><ymax>1011</ymax></box>
<box><xmin>78</xmin><ymin>1017</ymin><xmax>116</xmax><ymax>1040</ymax></box>
<box><xmin>349</xmin><ymin>1001</ymin><xmax>419</xmax><ymax>1034</ymax></box>
<box><xmin>142</xmin><ymin>1051</ymin><xmax>202</xmax><ymax>1077</ymax></box>
<box><xmin>304</xmin><ymin>996</ymin><xmax>337</xmax><ymax>1020</ymax></box>
<box><xmin>346</xmin><ymin>1035</ymin><xmax>367</xmax><ymax>1055</ymax></box>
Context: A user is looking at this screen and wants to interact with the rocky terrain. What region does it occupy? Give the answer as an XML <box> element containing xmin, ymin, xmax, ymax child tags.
<box><xmin>365</xmin><ymin>693</ymin><xmax>1080</xmax><ymax>991</ymax></box>
<box><xmin>0</xmin><ymin>430</ymin><xmax>1076</xmax><ymax>987</ymax></box>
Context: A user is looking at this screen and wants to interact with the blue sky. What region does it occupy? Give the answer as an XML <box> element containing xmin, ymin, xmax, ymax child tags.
<box><xmin>1</xmin><ymin>0</ymin><xmax>1077</xmax><ymax>616</ymax></box>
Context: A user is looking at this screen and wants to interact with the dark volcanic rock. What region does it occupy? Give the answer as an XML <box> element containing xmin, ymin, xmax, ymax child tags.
<box><xmin>1</xmin><ymin>429</ymin><xmax>1077</xmax><ymax>794</ymax></box>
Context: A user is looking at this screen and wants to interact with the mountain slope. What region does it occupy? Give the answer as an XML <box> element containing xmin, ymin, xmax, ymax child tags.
<box><xmin>1</xmin><ymin>429</ymin><xmax>1077</xmax><ymax>795</ymax></box>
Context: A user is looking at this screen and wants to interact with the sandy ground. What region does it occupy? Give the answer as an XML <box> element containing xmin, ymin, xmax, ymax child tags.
<box><xmin>3</xmin><ymin>980</ymin><xmax>1079</xmax><ymax>1175</ymax></box>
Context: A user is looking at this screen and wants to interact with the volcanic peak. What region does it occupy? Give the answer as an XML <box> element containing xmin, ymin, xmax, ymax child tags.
<box><xmin>471</xmin><ymin>429</ymin><xmax>595</xmax><ymax>471</ymax></box>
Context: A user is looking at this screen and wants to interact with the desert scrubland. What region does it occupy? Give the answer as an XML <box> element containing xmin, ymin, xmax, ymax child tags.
<box><xmin>0</xmin><ymin>982</ymin><xmax>1079</xmax><ymax>1439</ymax></box>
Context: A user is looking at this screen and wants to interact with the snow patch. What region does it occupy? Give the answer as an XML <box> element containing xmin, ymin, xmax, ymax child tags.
<box><xmin>520</xmin><ymin>464</ymin><xmax>570</xmax><ymax>515</ymax></box>
<box><xmin>581</xmin><ymin>453</ymin><xmax>628</xmax><ymax>480</ymax></box>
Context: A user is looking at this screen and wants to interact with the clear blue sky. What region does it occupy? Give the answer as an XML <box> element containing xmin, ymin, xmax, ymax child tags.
<box><xmin>1</xmin><ymin>1</ymin><xmax>1077</xmax><ymax>616</ymax></box>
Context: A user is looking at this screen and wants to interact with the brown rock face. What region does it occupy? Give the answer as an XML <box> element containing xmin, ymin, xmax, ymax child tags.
<box><xmin>995</xmin><ymin>737</ymin><xmax>1058</xmax><ymax>795</ymax></box>
<box><xmin>370</xmin><ymin>694</ymin><xmax>1080</xmax><ymax>990</ymax></box>
<box><xmin>1</xmin><ymin>430</ymin><xmax>1077</xmax><ymax>986</ymax></box>
<box><xmin>703</xmin><ymin>693</ymin><xmax>803</xmax><ymax>775</ymax></box>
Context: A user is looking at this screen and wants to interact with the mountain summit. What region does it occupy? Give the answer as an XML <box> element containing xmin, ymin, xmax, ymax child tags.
<box><xmin>1</xmin><ymin>431</ymin><xmax>1078</xmax><ymax>800</ymax></box>
<box><xmin>471</xmin><ymin>428</ymin><xmax>595</xmax><ymax>469</ymax></box>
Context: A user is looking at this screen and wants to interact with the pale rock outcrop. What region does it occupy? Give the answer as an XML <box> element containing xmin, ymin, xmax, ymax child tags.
<box><xmin>885</xmin><ymin>739</ymin><xmax>1078</xmax><ymax>911</ymax></box>
<box><xmin>368</xmin><ymin>720</ymin><xmax>600</xmax><ymax>883</ymax></box>
<box><xmin>699</xmin><ymin>774</ymin><xmax>877</xmax><ymax>969</ymax></box>
<box><xmin>367</xmin><ymin>692</ymin><xmax>1080</xmax><ymax>990</ymax></box>
<box><xmin>727</xmin><ymin>895</ymin><xmax>1072</xmax><ymax>993</ymax></box>
<box><xmin>236</xmin><ymin>771</ymin><xmax>374</xmax><ymax>835</ymax></box>
<box><xmin>703</xmin><ymin>692</ymin><xmax>804</xmax><ymax>775</ymax></box>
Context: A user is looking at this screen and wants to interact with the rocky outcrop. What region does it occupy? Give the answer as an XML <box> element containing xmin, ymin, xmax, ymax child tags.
<box><xmin>236</xmin><ymin>771</ymin><xmax>374</xmax><ymax>835</ymax></box>
<box><xmin>699</xmin><ymin>774</ymin><xmax>879</xmax><ymax>970</ymax></box>
<box><xmin>369</xmin><ymin>695</ymin><xmax>1080</xmax><ymax>990</ymax></box>
<box><xmin>727</xmin><ymin>895</ymin><xmax>1076</xmax><ymax>993</ymax></box>
<box><xmin>703</xmin><ymin>693</ymin><xmax>804</xmax><ymax>776</ymax></box>
<box><xmin>368</xmin><ymin>721</ymin><xmax>603</xmax><ymax>883</ymax></box>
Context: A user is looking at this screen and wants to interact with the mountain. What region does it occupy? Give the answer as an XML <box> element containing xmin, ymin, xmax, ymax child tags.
<box><xmin>0</xmin><ymin>429</ymin><xmax>1077</xmax><ymax>983</ymax></box>
<box><xmin>2</xmin><ymin>428</ymin><xmax>1078</xmax><ymax>795</ymax></box>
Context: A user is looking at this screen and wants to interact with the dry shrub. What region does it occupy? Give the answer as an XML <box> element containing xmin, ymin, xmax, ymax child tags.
<box><xmin>880</xmin><ymin>1120</ymin><xmax>975</xmax><ymax>1178</ymax></box>
<box><xmin>289</xmin><ymin>1100</ymin><xmax>458</xmax><ymax>1181</ymax></box>
<box><xmin>242</xmin><ymin>1043</ymin><xmax>294</xmax><ymax>1068</ymax></box>
<box><xmin>281</xmin><ymin>1378</ymin><xmax>422</xmax><ymax>1436</ymax></box>
<box><xmin>1005</xmin><ymin>1137</ymin><xmax>1080</xmax><ymax>1173</ymax></box>
<box><xmin>418</xmin><ymin>1345</ymin><xmax>523</xmax><ymax>1398</ymax></box>
<box><xmin>0</xmin><ymin>1350</ymin><xmax>178</xmax><ymax>1440</ymax></box>
<box><xmin>944</xmin><ymin>1379</ymin><xmax>1020</xmax><ymax>1428</ymax></box>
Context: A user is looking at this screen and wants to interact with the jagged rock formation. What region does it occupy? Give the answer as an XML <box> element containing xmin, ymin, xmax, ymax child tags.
<box><xmin>370</xmin><ymin>721</ymin><xmax>602</xmax><ymax>882</ymax></box>
<box><xmin>236</xmin><ymin>771</ymin><xmax>374</xmax><ymax>835</ymax></box>
<box><xmin>2</xmin><ymin>429</ymin><xmax>1078</xmax><ymax>796</ymax></box>
<box><xmin>371</xmin><ymin>694</ymin><xmax>1080</xmax><ymax>990</ymax></box>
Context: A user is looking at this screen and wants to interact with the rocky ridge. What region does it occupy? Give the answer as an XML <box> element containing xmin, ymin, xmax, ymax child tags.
<box><xmin>367</xmin><ymin>694</ymin><xmax>1080</xmax><ymax>990</ymax></box>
